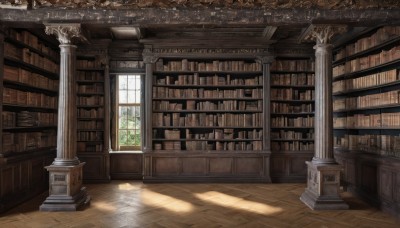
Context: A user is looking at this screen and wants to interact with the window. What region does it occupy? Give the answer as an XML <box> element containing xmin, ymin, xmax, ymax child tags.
<box><xmin>117</xmin><ymin>74</ymin><xmax>141</xmax><ymax>150</ymax></box>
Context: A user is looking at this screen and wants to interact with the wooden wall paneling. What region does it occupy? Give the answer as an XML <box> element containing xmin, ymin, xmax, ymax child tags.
<box><xmin>110</xmin><ymin>152</ymin><xmax>143</xmax><ymax>179</ymax></box>
<box><xmin>79</xmin><ymin>154</ymin><xmax>109</xmax><ymax>183</ymax></box>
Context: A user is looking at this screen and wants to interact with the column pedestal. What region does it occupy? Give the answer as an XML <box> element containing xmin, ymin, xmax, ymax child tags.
<box><xmin>300</xmin><ymin>161</ymin><xmax>348</xmax><ymax>210</ymax></box>
<box><xmin>40</xmin><ymin>163</ymin><xmax>90</xmax><ymax>211</ymax></box>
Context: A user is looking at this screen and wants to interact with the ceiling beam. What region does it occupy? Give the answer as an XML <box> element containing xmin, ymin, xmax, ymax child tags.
<box><xmin>262</xmin><ymin>26</ymin><xmax>277</xmax><ymax>40</ymax></box>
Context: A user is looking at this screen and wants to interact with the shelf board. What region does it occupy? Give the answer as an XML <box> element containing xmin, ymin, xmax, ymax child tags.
<box><xmin>3</xmin><ymin>79</ymin><xmax>58</xmax><ymax>95</ymax></box>
<box><xmin>333</xmin><ymin>36</ymin><xmax>400</xmax><ymax>66</ymax></box>
<box><xmin>77</xmin><ymin>117</ymin><xmax>104</xmax><ymax>120</ymax></box>
<box><xmin>152</xmin><ymin>110</ymin><xmax>262</xmax><ymax>113</ymax></box>
<box><xmin>2</xmin><ymin>103</ymin><xmax>57</xmax><ymax>111</ymax></box>
<box><xmin>333</xmin><ymin>103</ymin><xmax>400</xmax><ymax>113</ymax></box>
<box><xmin>77</xmin><ymin>140</ymin><xmax>104</xmax><ymax>143</ymax></box>
<box><xmin>271</xmin><ymin>84</ymin><xmax>315</xmax><ymax>89</ymax></box>
<box><xmin>153</xmin><ymin>84</ymin><xmax>262</xmax><ymax>88</ymax></box>
<box><xmin>77</xmin><ymin>129</ymin><xmax>104</xmax><ymax>132</ymax></box>
<box><xmin>153</xmin><ymin>71</ymin><xmax>262</xmax><ymax>75</ymax></box>
<box><xmin>77</xmin><ymin>92</ymin><xmax>104</xmax><ymax>96</ymax></box>
<box><xmin>270</xmin><ymin>70</ymin><xmax>314</xmax><ymax>74</ymax></box>
<box><xmin>271</xmin><ymin>112</ymin><xmax>314</xmax><ymax>116</ymax></box>
<box><xmin>2</xmin><ymin>126</ymin><xmax>57</xmax><ymax>131</ymax></box>
<box><xmin>76</xmin><ymin>80</ymin><xmax>105</xmax><ymax>84</ymax></box>
<box><xmin>334</xmin><ymin>126</ymin><xmax>400</xmax><ymax>130</ymax></box>
<box><xmin>150</xmin><ymin>149</ymin><xmax>265</xmax><ymax>153</ymax></box>
<box><xmin>271</xmin><ymin>99</ymin><xmax>314</xmax><ymax>103</ymax></box>
<box><xmin>271</xmin><ymin>150</ymin><xmax>314</xmax><ymax>154</ymax></box>
<box><xmin>333</xmin><ymin>80</ymin><xmax>400</xmax><ymax>96</ymax></box>
<box><xmin>153</xmin><ymin>126</ymin><xmax>262</xmax><ymax>129</ymax></box>
<box><xmin>153</xmin><ymin>97</ymin><xmax>262</xmax><ymax>101</ymax></box>
<box><xmin>0</xmin><ymin>146</ymin><xmax>56</xmax><ymax>159</ymax></box>
<box><xmin>4</xmin><ymin>56</ymin><xmax>59</xmax><ymax>79</ymax></box>
<box><xmin>333</xmin><ymin>58</ymin><xmax>400</xmax><ymax>82</ymax></box>
<box><xmin>77</xmin><ymin>105</ymin><xmax>104</xmax><ymax>108</ymax></box>
<box><xmin>77</xmin><ymin>68</ymin><xmax>104</xmax><ymax>71</ymax></box>
<box><xmin>271</xmin><ymin>139</ymin><xmax>314</xmax><ymax>141</ymax></box>
<box><xmin>153</xmin><ymin>139</ymin><xmax>262</xmax><ymax>142</ymax></box>
<box><xmin>5</xmin><ymin>37</ymin><xmax>60</xmax><ymax>63</ymax></box>
<box><xmin>271</xmin><ymin>126</ymin><xmax>314</xmax><ymax>129</ymax></box>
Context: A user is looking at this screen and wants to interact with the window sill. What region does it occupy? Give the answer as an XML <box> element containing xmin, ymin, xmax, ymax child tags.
<box><xmin>109</xmin><ymin>150</ymin><xmax>143</xmax><ymax>154</ymax></box>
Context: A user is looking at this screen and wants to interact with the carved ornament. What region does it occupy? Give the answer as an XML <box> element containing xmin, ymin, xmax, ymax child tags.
<box><xmin>257</xmin><ymin>55</ymin><xmax>275</xmax><ymax>64</ymax></box>
<box><xmin>142</xmin><ymin>54</ymin><xmax>159</xmax><ymax>64</ymax></box>
<box><xmin>305</xmin><ymin>24</ymin><xmax>348</xmax><ymax>44</ymax></box>
<box><xmin>31</xmin><ymin>0</ymin><xmax>400</xmax><ymax>10</ymax></box>
<box><xmin>45</xmin><ymin>23</ymin><xmax>82</xmax><ymax>45</ymax></box>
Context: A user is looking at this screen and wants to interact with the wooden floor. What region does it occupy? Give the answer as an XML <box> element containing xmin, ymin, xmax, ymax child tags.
<box><xmin>0</xmin><ymin>181</ymin><xmax>399</xmax><ymax>227</ymax></box>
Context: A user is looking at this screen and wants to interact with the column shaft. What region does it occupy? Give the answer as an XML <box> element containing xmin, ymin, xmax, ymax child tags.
<box><xmin>263</xmin><ymin>62</ymin><xmax>271</xmax><ymax>151</ymax></box>
<box><xmin>143</xmin><ymin>63</ymin><xmax>153</xmax><ymax>152</ymax></box>
<box><xmin>313</xmin><ymin>44</ymin><xmax>335</xmax><ymax>163</ymax></box>
<box><xmin>54</xmin><ymin>44</ymin><xmax>79</xmax><ymax>166</ymax></box>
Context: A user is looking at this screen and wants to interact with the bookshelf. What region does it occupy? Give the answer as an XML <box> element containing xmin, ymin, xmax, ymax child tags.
<box><xmin>143</xmin><ymin>49</ymin><xmax>272</xmax><ymax>183</ymax></box>
<box><xmin>76</xmin><ymin>56</ymin><xmax>110</xmax><ymax>182</ymax></box>
<box><xmin>332</xmin><ymin>25</ymin><xmax>400</xmax><ymax>217</ymax></box>
<box><xmin>269</xmin><ymin>58</ymin><xmax>315</xmax><ymax>182</ymax></box>
<box><xmin>0</xmin><ymin>28</ymin><xmax>58</xmax><ymax>212</ymax></box>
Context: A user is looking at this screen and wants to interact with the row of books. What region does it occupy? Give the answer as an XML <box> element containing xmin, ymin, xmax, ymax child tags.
<box><xmin>153</xmin><ymin>100</ymin><xmax>261</xmax><ymax>111</ymax></box>
<box><xmin>77</xmin><ymin>131</ymin><xmax>104</xmax><ymax>141</ymax></box>
<box><xmin>333</xmin><ymin>69</ymin><xmax>398</xmax><ymax>93</ymax></box>
<box><xmin>7</xmin><ymin>29</ymin><xmax>59</xmax><ymax>60</ymax></box>
<box><xmin>271</xmin><ymin>88</ymin><xmax>315</xmax><ymax>100</ymax></box>
<box><xmin>77</xmin><ymin>84</ymin><xmax>104</xmax><ymax>93</ymax></box>
<box><xmin>270</xmin><ymin>59</ymin><xmax>315</xmax><ymax>72</ymax></box>
<box><xmin>153</xmin><ymin>113</ymin><xmax>262</xmax><ymax>127</ymax></box>
<box><xmin>182</xmin><ymin>129</ymin><xmax>263</xmax><ymax>140</ymax></box>
<box><xmin>77</xmin><ymin>96</ymin><xmax>104</xmax><ymax>106</ymax></box>
<box><xmin>77</xmin><ymin>142</ymin><xmax>103</xmax><ymax>153</ymax></box>
<box><xmin>76</xmin><ymin>59</ymin><xmax>102</xmax><ymax>69</ymax></box>
<box><xmin>271</xmin><ymin>116</ymin><xmax>314</xmax><ymax>127</ymax></box>
<box><xmin>77</xmin><ymin>108</ymin><xmax>104</xmax><ymax>118</ymax></box>
<box><xmin>2</xmin><ymin>131</ymin><xmax>56</xmax><ymax>154</ymax></box>
<box><xmin>333</xmin><ymin>45</ymin><xmax>400</xmax><ymax>77</ymax></box>
<box><xmin>154</xmin><ymin>74</ymin><xmax>262</xmax><ymax>86</ymax></box>
<box><xmin>77</xmin><ymin>120</ymin><xmax>104</xmax><ymax>130</ymax></box>
<box><xmin>334</xmin><ymin>112</ymin><xmax>400</xmax><ymax>128</ymax></box>
<box><xmin>334</xmin><ymin>26</ymin><xmax>400</xmax><ymax>61</ymax></box>
<box><xmin>4</xmin><ymin>65</ymin><xmax>59</xmax><ymax>91</ymax></box>
<box><xmin>271</xmin><ymin>73</ymin><xmax>315</xmax><ymax>86</ymax></box>
<box><xmin>77</xmin><ymin>71</ymin><xmax>104</xmax><ymax>81</ymax></box>
<box><xmin>3</xmin><ymin>88</ymin><xmax>58</xmax><ymax>108</ymax></box>
<box><xmin>155</xmin><ymin>59</ymin><xmax>262</xmax><ymax>72</ymax></box>
<box><xmin>334</xmin><ymin>134</ymin><xmax>400</xmax><ymax>158</ymax></box>
<box><xmin>271</xmin><ymin>103</ymin><xmax>314</xmax><ymax>113</ymax></box>
<box><xmin>333</xmin><ymin>90</ymin><xmax>400</xmax><ymax>111</ymax></box>
<box><xmin>2</xmin><ymin>111</ymin><xmax>57</xmax><ymax>128</ymax></box>
<box><xmin>154</xmin><ymin>141</ymin><xmax>262</xmax><ymax>151</ymax></box>
<box><xmin>153</xmin><ymin>87</ymin><xmax>262</xmax><ymax>99</ymax></box>
<box><xmin>110</xmin><ymin>60</ymin><xmax>145</xmax><ymax>69</ymax></box>
<box><xmin>271</xmin><ymin>130</ymin><xmax>314</xmax><ymax>140</ymax></box>
<box><xmin>271</xmin><ymin>141</ymin><xmax>314</xmax><ymax>151</ymax></box>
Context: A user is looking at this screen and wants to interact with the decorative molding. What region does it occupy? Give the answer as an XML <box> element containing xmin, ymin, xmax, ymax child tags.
<box><xmin>142</xmin><ymin>54</ymin><xmax>159</xmax><ymax>64</ymax></box>
<box><xmin>45</xmin><ymin>23</ymin><xmax>83</xmax><ymax>45</ymax></box>
<box><xmin>146</xmin><ymin>47</ymin><xmax>272</xmax><ymax>55</ymax></box>
<box><xmin>257</xmin><ymin>55</ymin><xmax>275</xmax><ymax>64</ymax></box>
<box><xmin>32</xmin><ymin>0</ymin><xmax>400</xmax><ymax>10</ymax></box>
<box><xmin>301</xmin><ymin>24</ymin><xmax>348</xmax><ymax>44</ymax></box>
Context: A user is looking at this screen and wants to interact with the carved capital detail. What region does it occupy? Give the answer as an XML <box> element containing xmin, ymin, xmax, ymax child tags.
<box><xmin>142</xmin><ymin>54</ymin><xmax>159</xmax><ymax>64</ymax></box>
<box><xmin>257</xmin><ymin>55</ymin><xmax>275</xmax><ymax>64</ymax></box>
<box><xmin>45</xmin><ymin>24</ymin><xmax>82</xmax><ymax>45</ymax></box>
<box><xmin>306</xmin><ymin>24</ymin><xmax>347</xmax><ymax>44</ymax></box>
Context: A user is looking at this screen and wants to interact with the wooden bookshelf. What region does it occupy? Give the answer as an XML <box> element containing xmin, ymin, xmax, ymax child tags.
<box><xmin>269</xmin><ymin>58</ymin><xmax>315</xmax><ymax>183</ymax></box>
<box><xmin>76</xmin><ymin>56</ymin><xmax>110</xmax><ymax>182</ymax></box>
<box><xmin>0</xmin><ymin>28</ymin><xmax>58</xmax><ymax>213</ymax></box>
<box><xmin>332</xmin><ymin>25</ymin><xmax>400</xmax><ymax>218</ymax></box>
<box><xmin>143</xmin><ymin>52</ymin><xmax>271</xmax><ymax>183</ymax></box>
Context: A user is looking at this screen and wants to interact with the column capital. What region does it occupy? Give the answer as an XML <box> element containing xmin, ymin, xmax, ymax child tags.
<box><xmin>302</xmin><ymin>24</ymin><xmax>347</xmax><ymax>44</ymax></box>
<box><xmin>142</xmin><ymin>52</ymin><xmax>159</xmax><ymax>64</ymax></box>
<box><xmin>45</xmin><ymin>23</ymin><xmax>83</xmax><ymax>45</ymax></box>
<box><xmin>257</xmin><ymin>55</ymin><xmax>275</xmax><ymax>64</ymax></box>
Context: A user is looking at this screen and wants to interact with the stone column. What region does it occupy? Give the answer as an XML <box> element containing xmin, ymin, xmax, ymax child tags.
<box><xmin>300</xmin><ymin>25</ymin><xmax>349</xmax><ymax>210</ymax></box>
<box><xmin>40</xmin><ymin>24</ymin><xmax>90</xmax><ymax>211</ymax></box>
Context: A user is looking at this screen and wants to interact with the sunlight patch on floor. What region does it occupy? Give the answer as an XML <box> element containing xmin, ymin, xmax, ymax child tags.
<box><xmin>118</xmin><ymin>183</ymin><xmax>139</xmax><ymax>191</ymax></box>
<box><xmin>194</xmin><ymin>191</ymin><xmax>283</xmax><ymax>215</ymax></box>
<box><xmin>92</xmin><ymin>201</ymin><xmax>117</xmax><ymax>212</ymax></box>
<box><xmin>141</xmin><ymin>190</ymin><xmax>194</xmax><ymax>213</ymax></box>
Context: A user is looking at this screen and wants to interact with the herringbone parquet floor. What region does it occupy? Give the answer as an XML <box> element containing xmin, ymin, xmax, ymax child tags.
<box><xmin>0</xmin><ymin>181</ymin><xmax>399</xmax><ymax>227</ymax></box>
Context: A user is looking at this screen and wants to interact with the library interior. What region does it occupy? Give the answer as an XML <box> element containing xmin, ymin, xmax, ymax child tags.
<box><xmin>0</xmin><ymin>0</ymin><xmax>400</xmax><ymax>227</ymax></box>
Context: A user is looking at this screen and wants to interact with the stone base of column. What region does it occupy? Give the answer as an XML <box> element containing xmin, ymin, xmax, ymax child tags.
<box><xmin>40</xmin><ymin>162</ymin><xmax>91</xmax><ymax>211</ymax></box>
<box><xmin>300</xmin><ymin>161</ymin><xmax>348</xmax><ymax>210</ymax></box>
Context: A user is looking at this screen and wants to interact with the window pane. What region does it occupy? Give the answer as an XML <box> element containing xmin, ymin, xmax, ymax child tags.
<box><xmin>127</xmin><ymin>107</ymin><xmax>135</xmax><ymax>129</ymax></box>
<box><xmin>119</xmin><ymin>107</ymin><xmax>128</xmax><ymax>129</ymax></box>
<box><xmin>119</xmin><ymin>130</ymin><xmax>128</xmax><ymax>145</ymax></box>
<box><xmin>127</xmin><ymin>76</ymin><xmax>137</xmax><ymax>90</ymax></box>
<box><xmin>134</xmin><ymin>106</ymin><xmax>140</xmax><ymax>117</ymax></box>
<box><xmin>119</xmin><ymin>90</ymin><xmax>128</xmax><ymax>104</ymax></box>
<box><xmin>135</xmin><ymin>90</ymin><xmax>141</xmax><ymax>103</ymax></box>
<box><xmin>127</xmin><ymin>90</ymin><xmax>136</xmax><ymax>103</ymax></box>
<box><xmin>119</xmin><ymin>76</ymin><xmax>127</xmax><ymax>90</ymax></box>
